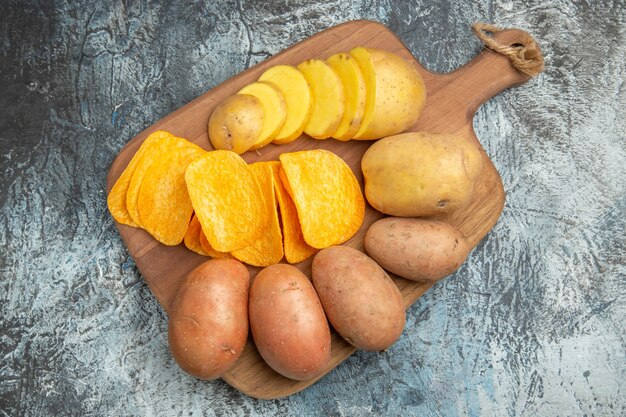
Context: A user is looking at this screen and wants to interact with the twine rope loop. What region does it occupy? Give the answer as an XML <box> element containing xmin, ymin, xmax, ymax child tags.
<box><xmin>472</xmin><ymin>23</ymin><xmax>544</xmax><ymax>77</ymax></box>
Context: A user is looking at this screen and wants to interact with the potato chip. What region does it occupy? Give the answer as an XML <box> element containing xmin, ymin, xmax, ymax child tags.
<box><xmin>198</xmin><ymin>229</ymin><xmax>232</xmax><ymax>259</ymax></box>
<box><xmin>107</xmin><ymin>130</ymin><xmax>173</xmax><ymax>227</ymax></box>
<box><xmin>232</xmin><ymin>162</ymin><xmax>284</xmax><ymax>267</ymax></box>
<box><xmin>185</xmin><ymin>150</ymin><xmax>266</xmax><ymax>252</ymax></box>
<box><xmin>137</xmin><ymin>140</ymin><xmax>206</xmax><ymax>245</ymax></box>
<box><xmin>126</xmin><ymin>132</ymin><xmax>185</xmax><ymax>226</ymax></box>
<box><xmin>279</xmin><ymin>149</ymin><xmax>365</xmax><ymax>249</ymax></box>
<box><xmin>183</xmin><ymin>214</ymin><xmax>208</xmax><ymax>256</ymax></box>
<box><xmin>272</xmin><ymin>163</ymin><xmax>317</xmax><ymax>264</ymax></box>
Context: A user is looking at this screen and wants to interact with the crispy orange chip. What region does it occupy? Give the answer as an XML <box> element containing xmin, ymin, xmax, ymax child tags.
<box><xmin>136</xmin><ymin>138</ymin><xmax>206</xmax><ymax>245</ymax></box>
<box><xmin>107</xmin><ymin>130</ymin><xmax>173</xmax><ymax>227</ymax></box>
<box><xmin>272</xmin><ymin>163</ymin><xmax>317</xmax><ymax>263</ymax></box>
<box><xmin>198</xmin><ymin>229</ymin><xmax>232</xmax><ymax>259</ymax></box>
<box><xmin>126</xmin><ymin>132</ymin><xmax>187</xmax><ymax>226</ymax></box>
<box><xmin>184</xmin><ymin>215</ymin><xmax>208</xmax><ymax>256</ymax></box>
<box><xmin>185</xmin><ymin>150</ymin><xmax>266</xmax><ymax>252</ymax></box>
<box><xmin>279</xmin><ymin>149</ymin><xmax>365</xmax><ymax>249</ymax></box>
<box><xmin>232</xmin><ymin>162</ymin><xmax>284</xmax><ymax>267</ymax></box>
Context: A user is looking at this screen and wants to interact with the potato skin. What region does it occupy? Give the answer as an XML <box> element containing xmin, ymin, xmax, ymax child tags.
<box><xmin>365</xmin><ymin>217</ymin><xmax>470</xmax><ymax>282</ymax></box>
<box><xmin>168</xmin><ymin>259</ymin><xmax>250</xmax><ymax>380</ymax></box>
<box><xmin>312</xmin><ymin>246</ymin><xmax>406</xmax><ymax>351</ymax></box>
<box><xmin>361</xmin><ymin>132</ymin><xmax>484</xmax><ymax>217</ymax></box>
<box><xmin>249</xmin><ymin>264</ymin><xmax>331</xmax><ymax>381</ymax></box>
<box><xmin>208</xmin><ymin>94</ymin><xmax>263</xmax><ymax>154</ymax></box>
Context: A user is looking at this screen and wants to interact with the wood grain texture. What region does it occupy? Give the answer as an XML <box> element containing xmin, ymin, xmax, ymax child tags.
<box><xmin>105</xmin><ymin>20</ymin><xmax>531</xmax><ymax>399</ymax></box>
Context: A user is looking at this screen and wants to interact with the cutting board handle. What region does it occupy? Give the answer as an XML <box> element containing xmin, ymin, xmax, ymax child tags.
<box><xmin>433</xmin><ymin>25</ymin><xmax>544</xmax><ymax>119</ymax></box>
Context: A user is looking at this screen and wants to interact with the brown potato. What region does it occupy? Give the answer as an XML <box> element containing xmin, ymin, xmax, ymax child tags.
<box><xmin>365</xmin><ymin>217</ymin><xmax>471</xmax><ymax>282</ymax></box>
<box><xmin>312</xmin><ymin>246</ymin><xmax>406</xmax><ymax>351</ymax></box>
<box><xmin>168</xmin><ymin>259</ymin><xmax>249</xmax><ymax>380</ymax></box>
<box><xmin>249</xmin><ymin>264</ymin><xmax>331</xmax><ymax>381</ymax></box>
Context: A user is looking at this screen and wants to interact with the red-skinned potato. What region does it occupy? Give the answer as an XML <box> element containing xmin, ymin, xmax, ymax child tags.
<box><xmin>249</xmin><ymin>264</ymin><xmax>331</xmax><ymax>381</ymax></box>
<box><xmin>365</xmin><ymin>217</ymin><xmax>471</xmax><ymax>282</ymax></box>
<box><xmin>168</xmin><ymin>259</ymin><xmax>250</xmax><ymax>380</ymax></box>
<box><xmin>312</xmin><ymin>246</ymin><xmax>406</xmax><ymax>351</ymax></box>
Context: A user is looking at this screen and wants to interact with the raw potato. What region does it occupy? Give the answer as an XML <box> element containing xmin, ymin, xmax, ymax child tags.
<box><xmin>312</xmin><ymin>246</ymin><xmax>406</xmax><ymax>351</ymax></box>
<box><xmin>208</xmin><ymin>94</ymin><xmax>264</xmax><ymax>154</ymax></box>
<box><xmin>297</xmin><ymin>59</ymin><xmax>345</xmax><ymax>139</ymax></box>
<box><xmin>237</xmin><ymin>81</ymin><xmax>287</xmax><ymax>149</ymax></box>
<box><xmin>249</xmin><ymin>264</ymin><xmax>331</xmax><ymax>381</ymax></box>
<box><xmin>361</xmin><ymin>132</ymin><xmax>484</xmax><ymax>217</ymax></box>
<box><xmin>365</xmin><ymin>217</ymin><xmax>471</xmax><ymax>282</ymax></box>
<box><xmin>258</xmin><ymin>65</ymin><xmax>312</xmax><ymax>144</ymax></box>
<box><xmin>350</xmin><ymin>47</ymin><xmax>426</xmax><ymax>140</ymax></box>
<box><xmin>327</xmin><ymin>52</ymin><xmax>367</xmax><ymax>141</ymax></box>
<box><xmin>168</xmin><ymin>259</ymin><xmax>250</xmax><ymax>380</ymax></box>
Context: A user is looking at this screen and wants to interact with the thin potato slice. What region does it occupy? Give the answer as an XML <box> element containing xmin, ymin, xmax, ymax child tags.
<box><xmin>272</xmin><ymin>163</ymin><xmax>317</xmax><ymax>263</ymax></box>
<box><xmin>126</xmin><ymin>133</ymin><xmax>187</xmax><ymax>226</ymax></box>
<box><xmin>327</xmin><ymin>52</ymin><xmax>367</xmax><ymax>141</ymax></box>
<box><xmin>237</xmin><ymin>81</ymin><xmax>287</xmax><ymax>150</ymax></box>
<box><xmin>232</xmin><ymin>162</ymin><xmax>284</xmax><ymax>267</ymax></box>
<box><xmin>137</xmin><ymin>141</ymin><xmax>206</xmax><ymax>245</ymax></box>
<box><xmin>185</xmin><ymin>150</ymin><xmax>266</xmax><ymax>252</ymax></box>
<box><xmin>184</xmin><ymin>215</ymin><xmax>208</xmax><ymax>256</ymax></box>
<box><xmin>199</xmin><ymin>230</ymin><xmax>232</xmax><ymax>259</ymax></box>
<box><xmin>279</xmin><ymin>149</ymin><xmax>365</xmax><ymax>249</ymax></box>
<box><xmin>297</xmin><ymin>59</ymin><xmax>345</xmax><ymax>139</ymax></box>
<box><xmin>258</xmin><ymin>65</ymin><xmax>312</xmax><ymax>144</ymax></box>
<box><xmin>107</xmin><ymin>130</ymin><xmax>173</xmax><ymax>227</ymax></box>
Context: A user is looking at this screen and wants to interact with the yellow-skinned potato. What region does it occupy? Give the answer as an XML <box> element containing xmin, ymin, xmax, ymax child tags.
<box><xmin>297</xmin><ymin>59</ymin><xmax>345</xmax><ymax>139</ymax></box>
<box><xmin>350</xmin><ymin>47</ymin><xmax>426</xmax><ymax>140</ymax></box>
<box><xmin>258</xmin><ymin>65</ymin><xmax>312</xmax><ymax>144</ymax></box>
<box><xmin>208</xmin><ymin>94</ymin><xmax>264</xmax><ymax>154</ymax></box>
<box><xmin>327</xmin><ymin>52</ymin><xmax>367</xmax><ymax>141</ymax></box>
<box><xmin>361</xmin><ymin>132</ymin><xmax>484</xmax><ymax>217</ymax></box>
<box><xmin>237</xmin><ymin>81</ymin><xmax>287</xmax><ymax>149</ymax></box>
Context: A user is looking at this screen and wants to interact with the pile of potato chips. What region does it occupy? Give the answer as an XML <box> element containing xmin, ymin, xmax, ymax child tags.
<box><xmin>108</xmin><ymin>131</ymin><xmax>365</xmax><ymax>266</ymax></box>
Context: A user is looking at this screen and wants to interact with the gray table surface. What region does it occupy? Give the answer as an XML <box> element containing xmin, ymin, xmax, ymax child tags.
<box><xmin>1</xmin><ymin>1</ymin><xmax>624</xmax><ymax>416</ymax></box>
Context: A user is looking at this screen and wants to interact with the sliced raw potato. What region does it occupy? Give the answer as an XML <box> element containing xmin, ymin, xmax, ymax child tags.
<box><xmin>237</xmin><ymin>81</ymin><xmax>287</xmax><ymax>150</ymax></box>
<box><xmin>185</xmin><ymin>150</ymin><xmax>266</xmax><ymax>252</ymax></box>
<box><xmin>271</xmin><ymin>163</ymin><xmax>317</xmax><ymax>264</ymax></box>
<box><xmin>108</xmin><ymin>130</ymin><xmax>173</xmax><ymax>227</ymax></box>
<box><xmin>184</xmin><ymin>215</ymin><xmax>208</xmax><ymax>256</ymax></box>
<box><xmin>258</xmin><ymin>65</ymin><xmax>311</xmax><ymax>145</ymax></box>
<box><xmin>126</xmin><ymin>133</ymin><xmax>190</xmax><ymax>227</ymax></box>
<box><xmin>279</xmin><ymin>149</ymin><xmax>365</xmax><ymax>249</ymax></box>
<box><xmin>327</xmin><ymin>52</ymin><xmax>367</xmax><ymax>141</ymax></box>
<box><xmin>198</xmin><ymin>230</ymin><xmax>232</xmax><ymax>259</ymax></box>
<box><xmin>232</xmin><ymin>162</ymin><xmax>284</xmax><ymax>267</ymax></box>
<box><xmin>137</xmin><ymin>141</ymin><xmax>206</xmax><ymax>245</ymax></box>
<box><xmin>297</xmin><ymin>59</ymin><xmax>345</xmax><ymax>139</ymax></box>
<box><xmin>350</xmin><ymin>47</ymin><xmax>426</xmax><ymax>140</ymax></box>
<box><xmin>208</xmin><ymin>94</ymin><xmax>264</xmax><ymax>154</ymax></box>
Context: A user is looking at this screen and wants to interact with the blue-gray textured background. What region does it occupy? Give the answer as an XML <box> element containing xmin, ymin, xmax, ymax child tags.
<box><xmin>1</xmin><ymin>1</ymin><xmax>624</xmax><ymax>416</ymax></box>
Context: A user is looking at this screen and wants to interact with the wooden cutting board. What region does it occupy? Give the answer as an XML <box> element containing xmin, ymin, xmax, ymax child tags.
<box><xmin>106</xmin><ymin>20</ymin><xmax>535</xmax><ymax>399</ymax></box>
